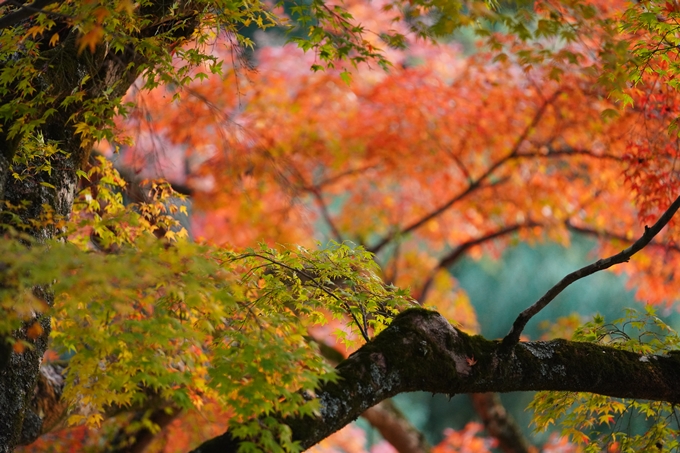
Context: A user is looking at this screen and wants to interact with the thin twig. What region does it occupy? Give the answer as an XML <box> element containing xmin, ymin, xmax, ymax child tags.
<box><xmin>501</xmin><ymin>193</ymin><xmax>680</xmax><ymax>350</ymax></box>
<box><xmin>518</xmin><ymin>145</ymin><xmax>623</xmax><ymax>161</ymax></box>
<box><xmin>310</xmin><ymin>187</ymin><xmax>343</xmax><ymax>242</ymax></box>
<box><xmin>566</xmin><ymin>220</ymin><xmax>680</xmax><ymax>253</ymax></box>
<box><xmin>237</xmin><ymin>253</ymin><xmax>370</xmax><ymax>342</ymax></box>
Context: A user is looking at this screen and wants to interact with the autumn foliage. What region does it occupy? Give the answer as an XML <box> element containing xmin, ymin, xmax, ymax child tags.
<box><xmin>53</xmin><ymin>0</ymin><xmax>679</xmax><ymax>450</ymax></box>
<box><xmin>7</xmin><ymin>0</ymin><xmax>680</xmax><ymax>452</ymax></box>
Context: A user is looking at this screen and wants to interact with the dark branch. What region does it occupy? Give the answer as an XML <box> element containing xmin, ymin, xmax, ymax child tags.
<box><xmin>417</xmin><ymin>222</ymin><xmax>538</xmax><ymax>301</ymax></box>
<box><xmin>310</xmin><ymin>187</ymin><xmax>343</xmax><ymax>242</ymax></box>
<box><xmin>0</xmin><ymin>0</ymin><xmax>60</xmax><ymax>30</ymax></box>
<box><xmin>109</xmin><ymin>406</ymin><xmax>180</xmax><ymax>453</ymax></box>
<box><xmin>470</xmin><ymin>393</ymin><xmax>532</xmax><ymax>453</ymax></box>
<box><xmin>368</xmin><ymin>92</ymin><xmax>560</xmax><ymax>255</ymax></box>
<box><xmin>566</xmin><ymin>220</ymin><xmax>680</xmax><ymax>253</ymax></box>
<box><xmin>362</xmin><ymin>400</ymin><xmax>430</xmax><ymax>453</ymax></box>
<box><xmin>312</xmin><ymin>333</ymin><xmax>429</xmax><ymax>453</ymax></box>
<box><xmin>189</xmin><ymin>309</ymin><xmax>680</xmax><ymax>453</ymax></box>
<box><xmin>501</xmin><ymin>193</ymin><xmax>680</xmax><ymax>350</ymax></box>
<box><xmin>518</xmin><ymin>145</ymin><xmax>623</xmax><ymax>161</ymax></box>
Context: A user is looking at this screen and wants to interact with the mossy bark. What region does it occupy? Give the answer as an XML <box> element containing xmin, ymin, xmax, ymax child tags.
<box><xmin>191</xmin><ymin>308</ymin><xmax>680</xmax><ymax>453</ymax></box>
<box><xmin>0</xmin><ymin>4</ymin><xmax>194</xmax><ymax>450</ymax></box>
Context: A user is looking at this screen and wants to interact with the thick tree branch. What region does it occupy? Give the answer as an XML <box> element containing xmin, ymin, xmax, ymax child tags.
<box><xmin>189</xmin><ymin>308</ymin><xmax>680</xmax><ymax>453</ymax></box>
<box><xmin>314</xmin><ymin>334</ymin><xmax>429</xmax><ymax>453</ymax></box>
<box><xmin>501</xmin><ymin>193</ymin><xmax>680</xmax><ymax>349</ymax></box>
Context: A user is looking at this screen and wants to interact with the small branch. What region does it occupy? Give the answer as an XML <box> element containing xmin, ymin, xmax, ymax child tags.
<box><xmin>280</xmin><ymin>162</ymin><xmax>344</xmax><ymax>242</ymax></box>
<box><xmin>518</xmin><ymin>145</ymin><xmax>623</xmax><ymax>161</ymax></box>
<box><xmin>501</xmin><ymin>193</ymin><xmax>680</xmax><ymax>350</ymax></box>
<box><xmin>367</xmin><ymin>173</ymin><xmax>500</xmax><ymax>255</ymax></box>
<box><xmin>314</xmin><ymin>164</ymin><xmax>378</xmax><ymax>189</ymax></box>
<box><xmin>239</xmin><ymin>253</ymin><xmax>370</xmax><ymax>342</ymax></box>
<box><xmin>310</xmin><ymin>187</ymin><xmax>343</xmax><ymax>242</ymax></box>
<box><xmin>470</xmin><ymin>393</ymin><xmax>532</xmax><ymax>453</ymax></box>
<box><xmin>90</xmin><ymin>150</ymin><xmax>193</xmax><ymax>197</ymax></box>
<box><xmin>417</xmin><ymin>222</ymin><xmax>538</xmax><ymax>301</ymax></box>
<box><xmin>368</xmin><ymin>92</ymin><xmax>560</xmax><ymax>255</ymax></box>
<box><xmin>362</xmin><ymin>400</ymin><xmax>431</xmax><ymax>453</ymax></box>
<box><xmin>447</xmin><ymin>147</ymin><xmax>473</xmax><ymax>183</ymax></box>
<box><xmin>566</xmin><ymin>220</ymin><xmax>680</xmax><ymax>253</ymax></box>
<box><xmin>386</xmin><ymin>236</ymin><xmax>402</xmax><ymax>285</ymax></box>
<box><xmin>108</xmin><ymin>406</ymin><xmax>180</xmax><ymax>453</ymax></box>
<box><xmin>0</xmin><ymin>0</ymin><xmax>61</xmax><ymax>30</ymax></box>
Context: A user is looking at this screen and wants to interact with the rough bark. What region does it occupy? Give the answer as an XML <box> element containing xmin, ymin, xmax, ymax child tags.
<box><xmin>315</xmin><ymin>333</ymin><xmax>431</xmax><ymax>453</ymax></box>
<box><xmin>189</xmin><ymin>308</ymin><xmax>680</xmax><ymax>453</ymax></box>
<box><xmin>0</xmin><ymin>4</ymin><xmax>197</xmax><ymax>451</ymax></box>
<box><xmin>0</xmin><ymin>149</ymin><xmax>79</xmax><ymax>451</ymax></box>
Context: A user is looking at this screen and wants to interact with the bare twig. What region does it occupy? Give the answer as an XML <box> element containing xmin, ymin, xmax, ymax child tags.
<box><xmin>501</xmin><ymin>193</ymin><xmax>680</xmax><ymax>350</ymax></box>
<box><xmin>518</xmin><ymin>145</ymin><xmax>623</xmax><ymax>161</ymax></box>
<box><xmin>310</xmin><ymin>187</ymin><xmax>343</xmax><ymax>242</ymax></box>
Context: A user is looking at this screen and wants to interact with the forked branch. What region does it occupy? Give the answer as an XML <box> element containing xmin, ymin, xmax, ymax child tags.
<box><xmin>501</xmin><ymin>193</ymin><xmax>680</xmax><ymax>350</ymax></box>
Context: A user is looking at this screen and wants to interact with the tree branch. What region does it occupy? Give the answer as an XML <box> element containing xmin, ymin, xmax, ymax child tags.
<box><xmin>362</xmin><ymin>400</ymin><xmax>431</xmax><ymax>453</ymax></box>
<box><xmin>0</xmin><ymin>0</ymin><xmax>60</xmax><ymax>30</ymax></box>
<box><xmin>312</xmin><ymin>333</ymin><xmax>429</xmax><ymax>453</ymax></box>
<box><xmin>108</xmin><ymin>406</ymin><xmax>180</xmax><ymax>453</ymax></box>
<box><xmin>189</xmin><ymin>308</ymin><xmax>680</xmax><ymax>453</ymax></box>
<box><xmin>517</xmin><ymin>145</ymin><xmax>623</xmax><ymax>161</ymax></box>
<box><xmin>417</xmin><ymin>222</ymin><xmax>539</xmax><ymax>301</ymax></box>
<box><xmin>310</xmin><ymin>187</ymin><xmax>343</xmax><ymax>242</ymax></box>
<box><xmin>470</xmin><ymin>393</ymin><xmax>532</xmax><ymax>453</ymax></box>
<box><xmin>368</xmin><ymin>91</ymin><xmax>560</xmax><ymax>255</ymax></box>
<box><xmin>501</xmin><ymin>193</ymin><xmax>680</xmax><ymax>350</ymax></box>
<box><xmin>566</xmin><ymin>220</ymin><xmax>680</xmax><ymax>253</ymax></box>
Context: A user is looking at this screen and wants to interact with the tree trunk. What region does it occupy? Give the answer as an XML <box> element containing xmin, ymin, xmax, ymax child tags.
<box><xmin>0</xmin><ymin>4</ymin><xmax>193</xmax><ymax>449</ymax></box>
